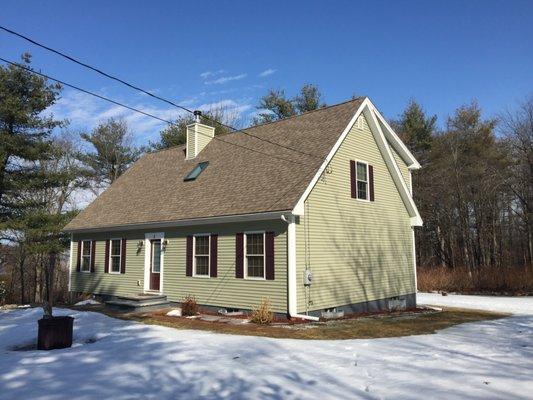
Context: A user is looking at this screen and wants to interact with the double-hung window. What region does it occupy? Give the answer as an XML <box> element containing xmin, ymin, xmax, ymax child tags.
<box><xmin>245</xmin><ymin>232</ymin><xmax>265</xmax><ymax>279</ymax></box>
<box><xmin>356</xmin><ymin>161</ymin><xmax>369</xmax><ymax>200</ymax></box>
<box><xmin>81</xmin><ymin>240</ymin><xmax>92</xmax><ymax>272</ymax></box>
<box><xmin>193</xmin><ymin>235</ymin><xmax>210</xmax><ymax>277</ymax></box>
<box><xmin>109</xmin><ymin>239</ymin><xmax>122</xmax><ymax>273</ymax></box>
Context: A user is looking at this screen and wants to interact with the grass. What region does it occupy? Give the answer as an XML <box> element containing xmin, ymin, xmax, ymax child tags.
<box><xmin>417</xmin><ymin>265</ymin><xmax>533</xmax><ymax>295</ymax></box>
<box><xmin>83</xmin><ymin>306</ymin><xmax>507</xmax><ymax>340</ymax></box>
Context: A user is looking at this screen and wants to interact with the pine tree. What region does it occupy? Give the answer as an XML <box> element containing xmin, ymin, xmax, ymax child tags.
<box><xmin>78</xmin><ymin>118</ymin><xmax>143</xmax><ymax>189</ymax></box>
<box><xmin>0</xmin><ymin>54</ymin><xmax>62</xmax><ymax>227</ymax></box>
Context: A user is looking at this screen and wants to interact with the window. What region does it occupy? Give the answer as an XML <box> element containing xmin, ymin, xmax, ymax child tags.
<box><xmin>193</xmin><ymin>235</ymin><xmax>210</xmax><ymax>276</ymax></box>
<box><xmin>184</xmin><ymin>161</ymin><xmax>209</xmax><ymax>181</ymax></box>
<box><xmin>356</xmin><ymin>161</ymin><xmax>368</xmax><ymax>200</ymax></box>
<box><xmin>109</xmin><ymin>239</ymin><xmax>122</xmax><ymax>273</ymax></box>
<box><xmin>245</xmin><ymin>232</ymin><xmax>265</xmax><ymax>279</ymax></box>
<box><xmin>81</xmin><ymin>240</ymin><xmax>92</xmax><ymax>272</ymax></box>
<box><xmin>151</xmin><ymin>239</ymin><xmax>161</xmax><ymax>273</ymax></box>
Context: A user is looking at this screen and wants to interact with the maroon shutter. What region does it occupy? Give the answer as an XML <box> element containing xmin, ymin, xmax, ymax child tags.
<box><xmin>120</xmin><ymin>239</ymin><xmax>126</xmax><ymax>274</ymax></box>
<box><xmin>210</xmin><ymin>234</ymin><xmax>218</xmax><ymax>278</ymax></box>
<box><xmin>90</xmin><ymin>240</ymin><xmax>96</xmax><ymax>273</ymax></box>
<box><xmin>369</xmin><ymin>165</ymin><xmax>375</xmax><ymax>202</ymax></box>
<box><xmin>265</xmin><ymin>232</ymin><xmax>275</xmax><ymax>280</ymax></box>
<box><xmin>350</xmin><ymin>160</ymin><xmax>356</xmax><ymax>198</ymax></box>
<box><xmin>104</xmin><ymin>239</ymin><xmax>110</xmax><ymax>273</ymax></box>
<box><xmin>76</xmin><ymin>241</ymin><xmax>81</xmax><ymax>271</ymax></box>
<box><xmin>186</xmin><ymin>236</ymin><xmax>193</xmax><ymax>276</ymax></box>
<box><xmin>235</xmin><ymin>233</ymin><xmax>244</xmax><ymax>278</ymax></box>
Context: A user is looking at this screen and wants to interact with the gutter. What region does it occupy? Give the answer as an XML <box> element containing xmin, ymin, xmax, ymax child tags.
<box><xmin>65</xmin><ymin>210</ymin><xmax>291</xmax><ymax>234</ymax></box>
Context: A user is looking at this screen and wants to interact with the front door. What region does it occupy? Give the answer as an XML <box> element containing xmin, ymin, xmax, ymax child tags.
<box><xmin>150</xmin><ymin>239</ymin><xmax>161</xmax><ymax>291</ymax></box>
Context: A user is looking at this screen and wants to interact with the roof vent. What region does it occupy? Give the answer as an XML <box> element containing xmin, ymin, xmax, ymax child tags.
<box><xmin>186</xmin><ymin>111</ymin><xmax>215</xmax><ymax>159</ymax></box>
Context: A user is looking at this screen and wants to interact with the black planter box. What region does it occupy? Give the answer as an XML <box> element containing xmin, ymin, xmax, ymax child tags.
<box><xmin>37</xmin><ymin>316</ymin><xmax>74</xmax><ymax>350</ymax></box>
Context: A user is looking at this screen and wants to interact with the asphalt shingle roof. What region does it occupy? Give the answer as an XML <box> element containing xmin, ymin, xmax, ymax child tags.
<box><xmin>65</xmin><ymin>98</ymin><xmax>364</xmax><ymax>231</ymax></box>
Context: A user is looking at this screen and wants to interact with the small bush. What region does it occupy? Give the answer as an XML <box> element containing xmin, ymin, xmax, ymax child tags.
<box><xmin>250</xmin><ymin>298</ymin><xmax>273</xmax><ymax>324</ymax></box>
<box><xmin>0</xmin><ymin>280</ymin><xmax>6</xmax><ymax>305</ymax></box>
<box><xmin>181</xmin><ymin>295</ymin><xmax>199</xmax><ymax>316</ymax></box>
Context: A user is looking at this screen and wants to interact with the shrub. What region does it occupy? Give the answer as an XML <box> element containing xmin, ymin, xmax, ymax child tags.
<box><xmin>181</xmin><ymin>295</ymin><xmax>199</xmax><ymax>316</ymax></box>
<box><xmin>417</xmin><ymin>265</ymin><xmax>533</xmax><ymax>294</ymax></box>
<box><xmin>250</xmin><ymin>298</ymin><xmax>273</xmax><ymax>324</ymax></box>
<box><xmin>0</xmin><ymin>280</ymin><xmax>6</xmax><ymax>305</ymax></box>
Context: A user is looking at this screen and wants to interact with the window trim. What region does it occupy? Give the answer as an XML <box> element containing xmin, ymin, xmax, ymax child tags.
<box><xmin>192</xmin><ymin>233</ymin><xmax>211</xmax><ymax>278</ymax></box>
<box><xmin>355</xmin><ymin>160</ymin><xmax>370</xmax><ymax>202</ymax></box>
<box><xmin>80</xmin><ymin>240</ymin><xmax>92</xmax><ymax>273</ymax></box>
<box><xmin>108</xmin><ymin>238</ymin><xmax>122</xmax><ymax>275</ymax></box>
<box><xmin>244</xmin><ymin>231</ymin><xmax>266</xmax><ymax>280</ymax></box>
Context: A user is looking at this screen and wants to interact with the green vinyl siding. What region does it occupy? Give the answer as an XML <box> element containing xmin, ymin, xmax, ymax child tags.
<box><xmin>295</xmin><ymin>114</ymin><xmax>415</xmax><ymax>313</ymax></box>
<box><xmin>71</xmin><ymin>220</ymin><xmax>288</xmax><ymax>313</ymax></box>
<box><xmin>71</xmin><ymin>232</ymin><xmax>145</xmax><ymax>298</ymax></box>
<box><xmin>196</xmin><ymin>124</ymin><xmax>214</xmax><ymax>155</ymax></box>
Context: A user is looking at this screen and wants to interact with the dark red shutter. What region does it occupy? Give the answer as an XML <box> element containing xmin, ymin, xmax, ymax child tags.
<box><xmin>350</xmin><ymin>160</ymin><xmax>356</xmax><ymax>199</ymax></box>
<box><xmin>104</xmin><ymin>239</ymin><xmax>110</xmax><ymax>273</ymax></box>
<box><xmin>369</xmin><ymin>165</ymin><xmax>375</xmax><ymax>202</ymax></box>
<box><xmin>120</xmin><ymin>239</ymin><xmax>127</xmax><ymax>274</ymax></box>
<box><xmin>90</xmin><ymin>240</ymin><xmax>96</xmax><ymax>273</ymax></box>
<box><xmin>210</xmin><ymin>234</ymin><xmax>218</xmax><ymax>277</ymax></box>
<box><xmin>265</xmin><ymin>232</ymin><xmax>275</xmax><ymax>280</ymax></box>
<box><xmin>76</xmin><ymin>241</ymin><xmax>81</xmax><ymax>271</ymax></box>
<box><xmin>235</xmin><ymin>233</ymin><xmax>244</xmax><ymax>278</ymax></box>
<box><xmin>186</xmin><ymin>236</ymin><xmax>193</xmax><ymax>276</ymax></box>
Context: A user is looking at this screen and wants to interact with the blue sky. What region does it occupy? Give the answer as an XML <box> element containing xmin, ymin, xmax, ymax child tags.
<box><xmin>1</xmin><ymin>0</ymin><xmax>532</xmax><ymax>143</ymax></box>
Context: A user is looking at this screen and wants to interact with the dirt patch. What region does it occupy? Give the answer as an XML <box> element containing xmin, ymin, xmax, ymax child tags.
<box><xmin>114</xmin><ymin>307</ymin><xmax>506</xmax><ymax>340</ymax></box>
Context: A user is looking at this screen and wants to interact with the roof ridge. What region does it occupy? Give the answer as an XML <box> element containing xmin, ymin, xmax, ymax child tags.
<box><xmin>244</xmin><ymin>96</ymin><xmax>367</xmax><ymax>130</ymax></box>
<box><xmin>145</xmin><ymin>97</ymin><xmax>367</xmax><ymax>155</ymax></box>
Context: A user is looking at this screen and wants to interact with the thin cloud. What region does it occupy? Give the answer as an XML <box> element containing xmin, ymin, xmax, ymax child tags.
<box><xmin>259</xmin><ymin>68</ymin><xmax>276</xmax><ymax>77</ymax></box>
<box><xmin>49</xmin><ymin>88</ymin><xmax>252</xmax><ymax>142</ymax></box>
<box><xmin>200</xmin><ymin>69</ymin><xmax>225</xmax><ymax>79</ymax></box>
<box><xmin>205</xmin><ymin>73</ymin><xmax>247</xmax><ymax>85</ymax></box>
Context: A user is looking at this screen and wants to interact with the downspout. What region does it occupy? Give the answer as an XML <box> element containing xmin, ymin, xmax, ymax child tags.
<box><xmin>68</xmin><ymin>233</ymin><xmax>73</xmax><ymax>293</ymax></box>
<box><xmin>409</xmin><ymin>170</ymin><xmax>418</xmax><ymax>293</ymax></box>
<box><xmin>281</xmin><ymin>214</ymin><xmax>319</xmax><ymax>321</ymax></box>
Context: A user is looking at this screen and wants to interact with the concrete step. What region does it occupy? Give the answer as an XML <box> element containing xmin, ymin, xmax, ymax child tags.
<box><xmin>105</xmin><ymin>294</ymin><xmax>171</xmax><ymax>312</ymax></box>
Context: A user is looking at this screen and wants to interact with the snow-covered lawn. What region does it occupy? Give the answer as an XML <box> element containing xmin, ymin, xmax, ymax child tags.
<box><xmin>418</xmin><ymin>292</ymin><xmax>533</xmax><ymax>315</ymax></box>
<box><xmin>1</xmin><ymin>296</ymin><xmax>532</xmax><ymax>399</ymax></box>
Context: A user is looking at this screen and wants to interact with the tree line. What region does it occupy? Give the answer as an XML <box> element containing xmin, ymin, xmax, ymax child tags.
<box><xmin>1</xmin><ymin>54</ymin><xmax>531</xmax><ymax>306</ymax></box>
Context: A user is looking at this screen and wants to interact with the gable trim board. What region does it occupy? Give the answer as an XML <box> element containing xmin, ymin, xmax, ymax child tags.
<box><xmin>292</xmin><ymin>98</ymin><xmax>422</xmax><ymax>227</ymax></box>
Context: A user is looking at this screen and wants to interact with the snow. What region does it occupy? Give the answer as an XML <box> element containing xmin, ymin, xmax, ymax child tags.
<box><xmin>417</xmin><ymin>292</ymin><xmax>533</xmax><ymax>315</ymax></box>
<box><xmin>74</xmin><ymin>299</ymin><xmax>101</xmax><ymax>306</ymax></box>
<box><xmin>166</xmin><ymin>308</ymin><xmax>182</xmax><ymax>317</ymax></box>
<box><xmin>1</xmin><ymin>296</ymin><xmax>532</xmax><ymax>399</ymax></box>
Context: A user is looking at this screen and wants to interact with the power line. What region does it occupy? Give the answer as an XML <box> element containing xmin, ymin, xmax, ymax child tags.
<box><xmin>0</xmin><ymin>57</ymin><xmax>316</xmax><ymax>168</ymax></box>
<box><xmin>0</xmin><ymin>25</ymin><xmax>323</xmax><ymax>160</ymax></box>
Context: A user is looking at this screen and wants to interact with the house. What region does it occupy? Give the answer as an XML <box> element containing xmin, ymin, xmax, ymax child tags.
<box><xmin>64</xmin><ymin>97</ymin><xmax>422</xmax><ymax>318</ymax></box>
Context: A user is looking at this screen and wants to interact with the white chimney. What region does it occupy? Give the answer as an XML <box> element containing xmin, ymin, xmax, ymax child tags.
<box><xmin>186</xmin><ymin>111</ymin><xmax>215</xmax><ymax>159</ymax></box>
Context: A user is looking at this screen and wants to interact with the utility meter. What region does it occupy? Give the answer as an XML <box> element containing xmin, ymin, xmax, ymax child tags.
<box><xmin>304</xmin><ymin>269</ymin><xmax>313</xmax><ymax>286</ymax></box>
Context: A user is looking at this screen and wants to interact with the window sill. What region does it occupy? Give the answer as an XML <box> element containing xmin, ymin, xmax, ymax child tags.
<box><xmin>244</xmin><ymin>276</ymin><xmax>266</xmax><ymax>281</ymax></box>
<box><xmin>192</xmin><ymin>274</ymin><xmax>210</xmax><ymax>279</ymax></box>
<box><xmin>108</xmin><ymin>271</ymin><xmax>122</xmax><ymax>275</ymax></box>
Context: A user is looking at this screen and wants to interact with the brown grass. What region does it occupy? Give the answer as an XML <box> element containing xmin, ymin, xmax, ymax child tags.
<box><xmin>106</xmin><ymin>308</ymin><xmax>504</xmax><ymax>340</ymax></box>
<box><xmin>417</xmin><ymin>265</ymin><xmax>533</xmax><ymax>295</ymax></box>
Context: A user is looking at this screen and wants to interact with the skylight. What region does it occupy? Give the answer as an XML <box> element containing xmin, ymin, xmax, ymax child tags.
<box><xmin>184</xmin><ymin>161</ymin><xmax>209</xmax><ymax>181</ymax></box>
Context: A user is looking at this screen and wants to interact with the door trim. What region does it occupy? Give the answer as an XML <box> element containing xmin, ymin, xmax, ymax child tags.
<box><xmin>144</xmin><ymin>232</ymin><xmax>164</xmax><ymax>294</ymax></box>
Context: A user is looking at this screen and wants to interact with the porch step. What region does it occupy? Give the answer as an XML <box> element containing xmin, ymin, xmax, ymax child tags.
<box><xmin>105</xmin><ymin>294</ymin><xmax>171</xmax><ymax>312</ymax></box>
